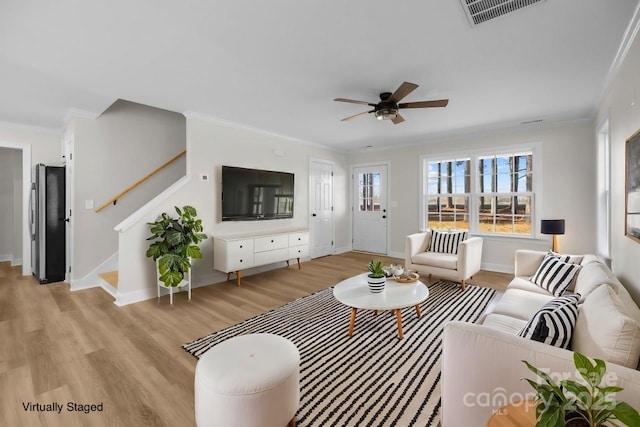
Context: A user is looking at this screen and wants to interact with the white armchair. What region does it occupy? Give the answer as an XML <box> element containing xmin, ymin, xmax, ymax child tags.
<box><xmin>405</xmin><ymin>230</ymin><xmax>483</xmax><ymax>291</ymax></box>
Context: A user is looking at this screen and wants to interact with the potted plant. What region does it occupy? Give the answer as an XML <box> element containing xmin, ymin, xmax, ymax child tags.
<box><xmin>522</xmin><ymin>352</ymin><xmax>640</xmax><ymax>427</ymax></box>
<box><xmin>367</xmin><ymin>259</ymin><xmax>386</xmax><ymax>293</ymax></box>
<box><xmin>146</xmin><ymin>205</ymin><xmax>207</xmax><ymax>288</ymax></box>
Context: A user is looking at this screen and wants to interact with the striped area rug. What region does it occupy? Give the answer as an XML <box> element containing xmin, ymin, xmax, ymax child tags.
<box><xmin>183</xmin><ymin>281</ymin><xmax>496</xmax><ymax>426</ymax></box>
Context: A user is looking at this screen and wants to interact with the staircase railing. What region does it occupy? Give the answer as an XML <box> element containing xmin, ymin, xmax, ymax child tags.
<box><xmin>95</xmin><ymin>150</ymin><xmax>186</xmax><ymax>213</ymax></box>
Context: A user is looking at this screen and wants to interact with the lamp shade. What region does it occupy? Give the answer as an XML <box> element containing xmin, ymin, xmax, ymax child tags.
<box><xmin>541</xmin><ymin>219</ymin><xmax>565</xmax><ymax>235</ymax></box>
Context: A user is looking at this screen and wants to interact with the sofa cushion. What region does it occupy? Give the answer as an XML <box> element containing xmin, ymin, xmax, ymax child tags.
<box><xmin>487</xmin><ymin>288</ymin><xmax>554</xmax><ymax>320</ymax></box>
<box><xmin>428</xmin><ymin>230</ymin><xmax>468</xmax><ymax>254</ymax></box>
<box><xmin>530</xmin><ymin>254</ymin><xmax>581</xmax><ymax>296</ymax></box>
<box><xmin>573</xmin><ymin>261</ymin><xmax>621</xmax><ymax>302</ymax></box>
<box><xmin>573</xmin><ymin>284</ymin><xmax>640</xmax><ymax>369</ymax></box>
<box><xmin>411</xmin><ymin>252</ymin><xmax>458</xmax><ymax>270</ymax></box>
<box><xmin>507</xmin><ymin>277</ymin><xmax>556</xmax><ymax>296</ymax></box>
<box><xmin>517</xmin><ymin>294</ymin><xmax>579</xmax><ymax>349</ymax></box>
<box><xmin>481</xmin><ymin>313</ymin><xmax>528</xmax><ymax>334</ymax></box>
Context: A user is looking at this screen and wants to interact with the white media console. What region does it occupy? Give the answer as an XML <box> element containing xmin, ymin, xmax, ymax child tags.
<box><xmin>213</xmin><ymin>228</ymin><xmax>309</xmax><ymax>285</ymax></box>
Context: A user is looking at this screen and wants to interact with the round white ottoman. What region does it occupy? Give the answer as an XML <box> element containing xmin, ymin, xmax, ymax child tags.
<box><xmin>194</xmin><ymin>333</ymin><xmax>300</xmax><ymax>427</ymax></box>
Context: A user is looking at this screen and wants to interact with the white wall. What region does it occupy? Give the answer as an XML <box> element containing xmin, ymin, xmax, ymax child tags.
<box><xmin>347</xmin><ymin>120</ymin><xmax>597</xmax><ymax>272</ymax></box>
<box><xmin>596</xmin><ymin>23</ymin><xmax>640</xmax><ymax>304</ymax></box>
<box><xmin>0</xmin><ymin>124</ymin><xmax>62</xmax><ymax>272</ymax></box>
<box><xmin>12</xmin><ymin>149</ymin><xmax>22</xmax><ymax>264</ymax></box>
<box><xmin>71</xmin><ymin>100</ymin><xmax>187</xmax><ymax>279</ymax></box>
<box><xmin>0</xmin><ymin>148</ymin><xmax>17</xmax><ymax>260</ymax></box>
<box><xmin>116</xmin><ymin>116</ymin><xmax>348</xmax><ymax>304</ymax></box>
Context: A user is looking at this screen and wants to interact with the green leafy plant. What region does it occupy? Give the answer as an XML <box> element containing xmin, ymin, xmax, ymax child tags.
<box><xmin>367</xmin><ymin>259</ymin><xmax>386</xmax><ymax>278</ymax></box>
<box><xmin>522</xmin><ymin>352</ymin><xmax>640</xmax><ymax>427</ymax></box>
<box><xmin>146</xmin><ymin>206</ymin><xmax>207</xmax><ymax>287</ymax></box>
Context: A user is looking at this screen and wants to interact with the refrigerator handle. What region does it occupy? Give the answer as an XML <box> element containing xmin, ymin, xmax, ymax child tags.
<box><xmin>29</xmin><ymin>182</ymin><xmax>36</xmax><ymax>241</ymax></box>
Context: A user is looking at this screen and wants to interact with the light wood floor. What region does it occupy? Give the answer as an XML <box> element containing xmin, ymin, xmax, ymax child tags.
<box><xmin>0</xmin><ymin>253</ymin><xmax>511</xmax><ymax>427</ymax></box>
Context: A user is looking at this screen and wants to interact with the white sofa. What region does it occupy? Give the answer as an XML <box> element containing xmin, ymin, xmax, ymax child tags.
<box><xmin>405</xmin><ymin>230</ymin><xmax>483</xmax><ymax>291</ymax></box>
<box><xmin>441</xmin><ymin>250</ymin><xmax>640</xmax><ymax>426</ymax></box>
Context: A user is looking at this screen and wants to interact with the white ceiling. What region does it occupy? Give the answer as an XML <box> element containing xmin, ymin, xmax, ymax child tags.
<box><xmin>1</xmin><ymin>0</ymin><xmax>638</xmax><ymax>151</ymax></box>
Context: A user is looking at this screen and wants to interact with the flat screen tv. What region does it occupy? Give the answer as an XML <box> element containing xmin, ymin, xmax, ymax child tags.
<box><xmin>221</xmin><ymin>166</ymin><xmax>295</xmax><ymax>221</ymax></box>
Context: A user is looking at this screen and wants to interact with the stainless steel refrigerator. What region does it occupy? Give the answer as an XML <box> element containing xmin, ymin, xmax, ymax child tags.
<box><xmin>31</xmin><ymin>164</ymin><xmax>66</xmax><ymax>284</ymax></box>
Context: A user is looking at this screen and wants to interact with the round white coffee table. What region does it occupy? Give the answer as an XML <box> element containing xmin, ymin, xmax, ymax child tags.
<box><xmin>333</xmin><ymin>273</ymin><xmax>429</xmax><ymax>339</ymax></box>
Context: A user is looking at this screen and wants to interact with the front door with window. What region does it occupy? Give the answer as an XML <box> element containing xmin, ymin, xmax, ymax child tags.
<box><xmin>352</xmin><ymin>164</ymin><xmax>387</xmax><ymax>254</ymax></box>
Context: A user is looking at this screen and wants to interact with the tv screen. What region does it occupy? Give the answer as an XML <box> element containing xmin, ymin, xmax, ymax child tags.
<box><xmin>221</xmin><ymin>166</ymin><xmax>295</xmax><ymax>221</ymax></box>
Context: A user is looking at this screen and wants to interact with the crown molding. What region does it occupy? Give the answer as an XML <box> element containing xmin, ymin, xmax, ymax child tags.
<box><xmin>596</xmin><ymin>1</ymin><xmax>640</xmax><ymax>110</ymax></box>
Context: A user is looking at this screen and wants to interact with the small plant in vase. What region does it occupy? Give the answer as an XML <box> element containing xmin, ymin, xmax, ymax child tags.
<box><xmin>367</xmin><ymin>259</ymin><xmax>386</xmax><ymax>293</ymax></box>
<box><xmin>522</xmin><ymin>352</ymin><xmax>640</xmax><ymax>427</ymax></box>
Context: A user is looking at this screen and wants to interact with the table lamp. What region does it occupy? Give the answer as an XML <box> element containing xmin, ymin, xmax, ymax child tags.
<box><xmin>541</xmin><ymin>219</ymin><xmax>565</xmax><ymax>252</ymax></box>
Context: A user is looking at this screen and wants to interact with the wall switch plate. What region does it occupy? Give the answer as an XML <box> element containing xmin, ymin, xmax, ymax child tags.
<box><xmin>85</xmin><ymin>200</ymin><xmax>94</xmax><ymax>209</ymax></box>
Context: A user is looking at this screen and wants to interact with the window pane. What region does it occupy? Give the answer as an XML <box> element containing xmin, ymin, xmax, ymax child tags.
<box><xmin>478</xmin><ymin>215</ymin><xmax>494</xmax><ymax>232</ymax></box>
<box><xmin>427</xmin><ymin>178</ymin><xmax>439</xmax><ymax>194</ymax></box>
<box><xmin>427</xmin><ymin>214</ymin><xmax>441</xmax><ymax>230</ymax></box>
<box><xmin>497</xmin><ymin>173</ymin><xmax>511</xmax><ymax>192</ymax></box>
<box><xmin>481</xmin><ymin>174</ymin><xmax>492</xmax><ymax>193</ymax></box>
<box><xmin>514</xmin><ymin>196</ymin><xmax>531</xmax><ymax>215</ymax></box>
<box><xmin>496</xmin><ymin>156</ymin><xmax>510</xmax><ymax>174</ymax></box>
<box><xmin>497</xmin><ymin>196</ymin><xmax>512</xmax><ymax>214</ymax></box>
<box><xmin>514</xmin><ymin>216</ymin><xmax>532</xmax><ymax>235</ymax></box>
<box><xmin>494</xmin><ymin>215</ymin><xmax>514</xmax><ymax>234</ymax></box>
<box><xmin>478</xmin><ymin>196</ymin><xmax>495</xmax><ymax>214</ymax></box>
<box><xmin>427</xmin><ymin>197</ymin><xmax>439</xmax><ymax>213</ymax></box>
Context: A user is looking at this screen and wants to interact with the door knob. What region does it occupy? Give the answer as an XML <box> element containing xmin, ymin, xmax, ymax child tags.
<box><xmin>312</xmin><ymin>213</ymin><xmax>317</xmax><ymax>217</ymax></box>
<box><xmin>382</xmin><ymin>215</ymin><xmax>387</xmax><ymax>219</ymax></box>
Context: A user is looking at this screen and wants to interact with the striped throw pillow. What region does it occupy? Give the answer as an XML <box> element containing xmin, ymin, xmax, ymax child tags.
<box><xmin>428</xmin><ymin>230</ymin><xmax>468</xmax><ymax>255</ymax></box>
<box><xmin>517</xmin><ymin>294</ymin><xmax>580</xmax><ymax>349</ymax></box>
<box><xmin>530</xmin><ymin>253</ymin><xmax>582</xmax><ymax>296</ymax></box>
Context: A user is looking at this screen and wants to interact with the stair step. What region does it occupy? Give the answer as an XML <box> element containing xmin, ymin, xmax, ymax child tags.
<box><xmin>98</xmin><ymin>271</ymin><xmax>119</xmax><ymax>288</ymax></box>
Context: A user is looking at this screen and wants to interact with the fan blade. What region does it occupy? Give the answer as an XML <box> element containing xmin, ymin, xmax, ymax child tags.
<box><xmin>334</xmin><ymin>98</ymin><xmax>375</xmax><ymax>106</ymax></box>
<box><xmin>399</xmin><ymin>99</ymin><xmax>449</xmax><ymax>109</ymax></box>
<box><xmin>388</xmin><ymin>82</ymin><xmax>419</xmax><ymax>103</ymax></box>
<box><xmin>391</xmin><ymin>114</ymin><xmax>405</xmax><ymax>125</ymax></box>
<box><xmin>341</xmin><ymin>110</ymin><xmax>374</xmax><ymax>121</ymax></box>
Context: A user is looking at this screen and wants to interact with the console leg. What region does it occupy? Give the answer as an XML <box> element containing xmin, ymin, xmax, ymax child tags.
<box><xmin>297</xmin><ymin>257</ymin><xmax>301</xmax><ymax>270</ymax></box>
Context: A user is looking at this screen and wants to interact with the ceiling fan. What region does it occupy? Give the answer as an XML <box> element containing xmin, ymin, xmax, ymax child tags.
<box><xmin>334</xmin><ymin>81</ymin><xmax>448</xmax><ymax>124</ymax></box>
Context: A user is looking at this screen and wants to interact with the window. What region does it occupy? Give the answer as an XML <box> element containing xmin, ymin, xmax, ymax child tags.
<box><xmin>597</xmin><ymin>119</ymin><xmax>611</xmax><ymax>259</ymax></box>
<box><xmin>422</xmin><ymin>148</ymin><xmax>536</xmax><ymax>237</ymax></box>
<box><xmin>358</xmin><ymin>172</ymin><xmax>381</xmax><ymax>211</ymax></box>
<box><xmin>425</xmin><ymin>158</ymin><xmax>470</xmax><ymax>230</ymax></box>
<box><xmin>478</xmin><ymin>153</ymin><xmax>533</xmax><ymax>235</ymax></box>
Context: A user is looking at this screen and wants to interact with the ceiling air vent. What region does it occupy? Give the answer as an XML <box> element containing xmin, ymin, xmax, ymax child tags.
<box><xmin>460</xmin><ymin>0</ymin><xmax>546</xmax><ymax>26</ymax></box>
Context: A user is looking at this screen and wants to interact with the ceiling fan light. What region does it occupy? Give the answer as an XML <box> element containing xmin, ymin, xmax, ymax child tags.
<box><xmin>375</xmin><ymin>108</ymin><xmax>398</xmax><ymax>120</ymax></box>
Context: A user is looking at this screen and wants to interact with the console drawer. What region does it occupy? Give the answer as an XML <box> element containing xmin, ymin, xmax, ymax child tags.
<box><xmin>254</xmin><ymin>248</ymin><xmax>289</xmax><ymax>265</ymax></box>
<box><xmin>289</xmin><ymin>232</ymin><xmax>309</xmax><ymax>246</ymax></box>
<box><xmin>289</xmin><ymin>245</ymin><xmax>309</xmax><ymax>259</ymax></box>
<box><xmin>254</xmin><ymin>234</ymin><xmax>288</xmax><ymax>252</ymax></box>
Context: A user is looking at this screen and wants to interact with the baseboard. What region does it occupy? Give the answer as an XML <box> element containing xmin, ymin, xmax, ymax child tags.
<box><xmin>334</xmin><ymin>246</ymin><xmax>351</xmax><ymax>255</ymax></box>
<box><xmin>11</xmin><ymin>258</ymin><xmax>22</xmax><ymax>266</ymax></box>
<box><xmin>387</xmin><ymin>250</ymin><xmax>404</xmax><ymax>260</ymax></box>
<box><xmin>481</xmin><ymin>262</ymin><xmax>513</xmax><ymax>274</ymax></box>
<box><xmin>0</xmin><ymin>254</ymin><xmax>11</xmax><ymax>262</ymax></box>
<box><xmin>113</xmin><ymin>258</ymin><xmax>313</xmax><ymax>306</ymax></box>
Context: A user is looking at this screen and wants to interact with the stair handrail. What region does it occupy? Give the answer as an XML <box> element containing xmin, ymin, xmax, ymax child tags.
<box><xmin>95</xmin><ymin>150</ymin><xmax>186</xmax><ymax>213</ymax></box>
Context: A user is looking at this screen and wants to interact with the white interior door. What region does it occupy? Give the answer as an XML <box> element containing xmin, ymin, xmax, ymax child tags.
<box><xmin>352</xmin><ymin>164</ymin><xmax>387</xmax><ymax>254</ymax></box>
<box><xmin>309</xmin><ymin>159</ymin><xmax>334</xmax><ymax>258</ymax></box>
